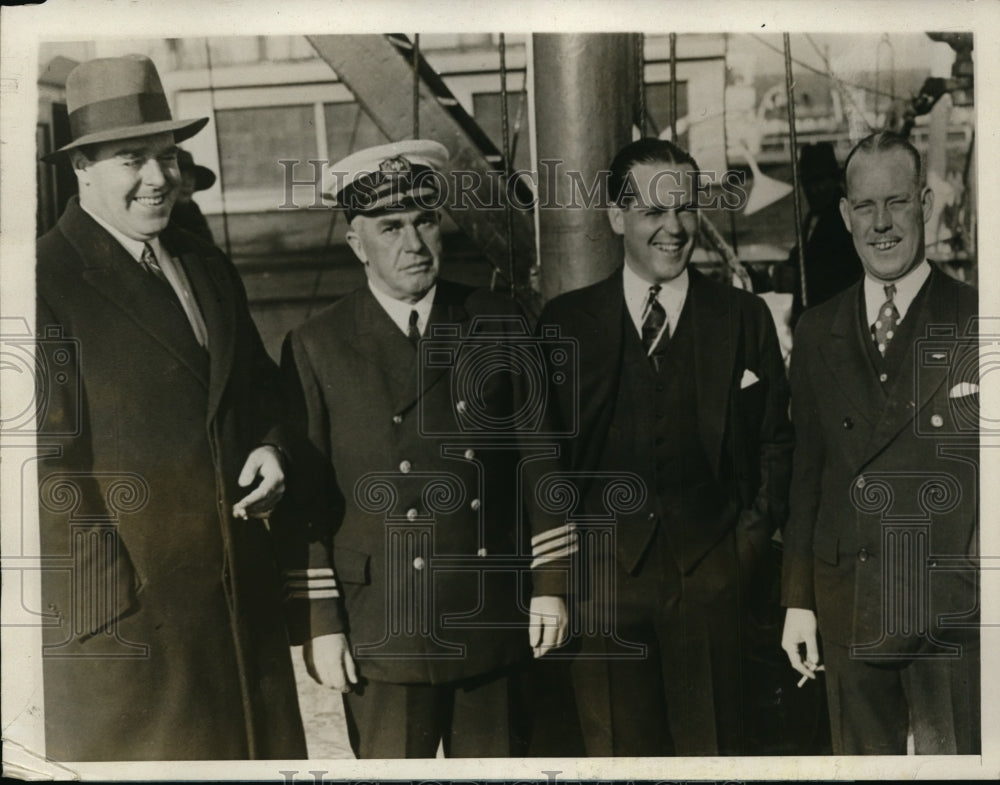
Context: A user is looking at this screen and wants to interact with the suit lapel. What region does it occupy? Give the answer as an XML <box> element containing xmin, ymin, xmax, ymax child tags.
<box><xmin>64</xmin><ymin>203</ymin><xmax>209</xmax><ymax>388</ymax></box>
<box><xmin>857</xmin><ymin>269</ymin><xmax>951</xmax><ymax>468</ymax></box>
<box><xmin>688</xmin><ymin>268</ymin><xmax>736</xmax><ymax>475</ymax></box>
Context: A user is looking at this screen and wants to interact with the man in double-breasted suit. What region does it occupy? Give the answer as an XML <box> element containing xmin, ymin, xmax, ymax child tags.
<box><xmin>279</xmin><ymin>140</ymin><xmax>565</xmax><ymax>758</ymax></box>
<box><xmin>534</xmin><ymin>138</ymin><xmax>794</xmax><ymax>755</ymax></box>
<box><xmin>34</xmin><ymin>56</ymin><xmax>305</xmax><ymax>760</ymax></box>
<box><xmin>781</xmin><ymin>131</ymin><xmax>980</xmax><ymax>754</ymax></box>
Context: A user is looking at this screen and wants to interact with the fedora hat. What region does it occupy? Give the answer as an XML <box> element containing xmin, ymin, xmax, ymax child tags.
<box><xmin>43</xmin><ymin>55</ymin><xmax>208</xmax><ymax>162</ymax></box>
<box><xmin>177</xmin><ymin>148</ymin><xmax>217</xmax><ymax>191</ymax></box>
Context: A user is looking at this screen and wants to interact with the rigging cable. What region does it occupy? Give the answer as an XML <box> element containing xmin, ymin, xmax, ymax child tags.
<box><xmin>783</xmin><ymin>33</ymin><xmax>808</xmax><ymax>309</ymax></box>
<box><xmin>499</xmin><ymin>33</ymin><xmax>516</xmax><ymax>298</ymax></box>
<box><xmin>204</xmin><ymin>38</ymin><xmax>232</xmax><ymax>260</ymax></box>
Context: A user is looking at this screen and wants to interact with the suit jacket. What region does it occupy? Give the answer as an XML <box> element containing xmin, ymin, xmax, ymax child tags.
<box><xmin>536</xmin><ymin>266</ymin><xmax>794</xmax><ymax>576</ymax></box>
<box><xmin>781</xmin><ymin>267</ymin><xmax>979</xmax><ymax>656</ymax></box>
<box><xmin>35</xmin><ymin>197</ymin><xmax>305</xmax><ymax>760</ymax></box>
<box><xmin>278</xmin><ymin>280</ymin><xmax>532</xmax><ymax>685</ymax></box>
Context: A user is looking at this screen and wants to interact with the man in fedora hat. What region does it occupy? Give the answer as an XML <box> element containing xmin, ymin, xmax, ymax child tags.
<box><xmin>169</xmin><ymin>148</ymin><xmax>217</xmax><ymax>243</ymax></box>
<box><xmin>35</xmin><ymin>54</ymin><xmax>305</xmax><ymax>760</ymax></box>
<box><xmin>277</xmin><ymin>140</ymin><xmax>567</xmax><ymax>757</ymax></box>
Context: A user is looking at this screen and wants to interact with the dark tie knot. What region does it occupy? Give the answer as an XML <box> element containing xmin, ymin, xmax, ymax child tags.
<box><xmin>407</xmin><ymin>309</ymin><xmax>421</xmax><ymax>346</ymax></box>
<box><xmin>883</xmin><ymin>283</ymin><xmax>897</xmax><ymax>301</ymax></box>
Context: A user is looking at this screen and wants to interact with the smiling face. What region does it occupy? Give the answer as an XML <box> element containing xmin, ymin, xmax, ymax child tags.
<box><xmin>839</xmin><ymin>147</ymin><xmax>933</xmax><ymax>283</ymax></box>
<box><xmin>346</xmin><ymin>206</ymin><xmax>442</xmax><ymax>303</ymax></box>
<box><xmin>608</xmin><ymin>161</ymin><xmax>699</xmax><ymax>284</ymax></box>
<box><xmin>73</xmin><ymin>132</ymin><xmax>180</xmax><ymax>241</ymax></box>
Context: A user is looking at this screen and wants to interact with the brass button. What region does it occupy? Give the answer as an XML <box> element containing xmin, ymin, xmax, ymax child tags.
<box><xmin>857</xmin><ymin>548</ymin><xmax>869</xmax><ymax>563</ymax></box>
<box><xmin>476</xmin><ymin>548</ymin><xmax>487</xmax><ymax>558</ymax></box>
<box><xmin>464</xmin><ymin>448</ymin><xmax>476</xmax><ymax>460</ymax></box>
<box><xmin>879</xmin><ymin>373</ymin><xmax>888</xmax><ymax>383</ymax></box>
<box><xmin>399</xmin><ymin>460</ymin><xmax>412</xmax><ymax>474</ymax></box>
<box><xmin>456</xmin><ymin>400</ymin><xmax>468</xmax><ymax>414</ymax></box>
<box><xmin>392</xmin><ymin>414</ymin><xmax>403</xmax><ymax>425</ymax></box>
<box><xmin>470</xmin><ymin>498</ymin><xmax>481</xmax><ymax>511</ymax></box>
<box><xmin>406</xmin><ymin>508</ymin><xmax>418</xmax><ymax>521</ymax></box>
<box><xmin>930</xmin><ymin>414</ymin><xmax>944</xmax><ymax>428</ymax></box>
<box><xmin>412</xmin><ymin>556</ymin><xmax>425</xmax><ymax>570</ymax></box>
<box><xmin>856</xmin><ymin>477</ymin><xmax>866</xmax><ymax>490</ymax></box>
<box><xmin>843</xmin><ymin>417</ymin><xmax>854</xmax><ymax>429</ymax></box>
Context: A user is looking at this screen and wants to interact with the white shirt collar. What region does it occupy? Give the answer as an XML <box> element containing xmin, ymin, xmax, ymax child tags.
<box><xmin>622</xmin><ymin>261</ymin><xmax>689</xmax><ymax>339</ymax></box>
<box><xmin>368</xmin><ymin>280</ymin><xmax>437</xmax><ymax>337</ymax></box>
<box><xmin>863</xmin><ymin>260</ymin><xmax>931</xmax><ymax>327</ymax></box>
<box><xmin>80</xmin><ymin>202</ymin><xmax>167</xmax><ymax>266</ymax></box>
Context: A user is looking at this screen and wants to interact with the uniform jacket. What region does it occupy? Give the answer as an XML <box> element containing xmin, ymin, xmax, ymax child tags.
<box><xmin>35</xmin><ymin>197</ymin><xmax>305</xmax><ymax>761</ymax></box>
<box><xmin>535</xmin><ymin>266</ymin><xmax>794</xmax><ymax>576</ymax></box>
<box><xmin>278</xmin><ymin>280</ymin><xmax>534</xmax><ymax>685</ymax></box>
<box><xmin>781</xmin><ymin>267</ymin><xmax>979</xmax><ymax>656</ymax></box>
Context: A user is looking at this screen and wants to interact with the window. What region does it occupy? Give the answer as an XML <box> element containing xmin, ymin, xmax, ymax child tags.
<box><xmin>214</xmin><ymin>104</ymin><xmax>317</xmax><ymax>192</ymax></box>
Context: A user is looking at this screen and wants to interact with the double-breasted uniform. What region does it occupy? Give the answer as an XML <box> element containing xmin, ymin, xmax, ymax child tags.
<box><xmin>35</xmin><ymin>198</ymin><xmax>305</xmax><ymax>761</ymax></box>
<box><xmin>279</xmin><ymin>280</ymin><xmax>539</xmax><ymax>756</ymax></box>
<box><xmin>782</xmin><ymin>266</ymin><xmax>980</xmax><ymax>754</ymax></box>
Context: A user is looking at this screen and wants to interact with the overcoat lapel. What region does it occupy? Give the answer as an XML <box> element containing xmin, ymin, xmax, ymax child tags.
<box><xmin>351</xmin><ymin>287</ymin><xmax>419</xmax><ymax>413</ymax></box>
<box><xmin>688</xmin><ymin>268</ymin><xmax>737</xmax><ymax>475</ymax></box>
<box><xmin>64</xmin><ymin>203</ymin><xmax>209</xmax><ymax>388</ymax></box>
<box><xmin>167</xmin><ymin>239</ymin><xmax>235</xmax><ymax>423</ymax></box>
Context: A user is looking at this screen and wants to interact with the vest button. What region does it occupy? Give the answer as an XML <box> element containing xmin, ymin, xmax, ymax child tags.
<box><xmin>856</xmin><ymin>477</ymin><xmax>866</xmax><ymax>489</ymax></box>
<box><xmin>392</xmin><ymin>414</ymin><xmax>403</xmax><ymax>425</ymax></box>
<box><xmin>406</xmin><ymin>508</ymin><xmax>418</xmax><ymax>521</ymax></box>
<box><xmin>930</xmin><ymin>414</ymin><xmax>944</xmax><ymax>428</ymax></box>
<box><xmin>857</xmin><ymin>548</ymin><xmax>869</xmax><ymax>563</ymax></box>
<box><xmin>476</xmin><ymin>548</ymin><xmax>487</xmax><ymax>558</ymax></box>
<box><xmin>470</xmin><ymin>498</ymin><xmax>481</xmax><ymax>511</ymax></box>
<box><xmin>399</xmin><ymin>460</ymin><xmax>412</xmax><ymax>474</ymax></box>
<box><xmin>464</xmin><ymin>449</ymin><xmax>476</xmax><ymax>460</ymax></box>
<box><xmin>842</xmin><ymin>417</ymin><xmax>853</xmax><ymax>429</ymax></box>
<box><xmin>879</xmin><ymin>373</ymin><xmax>888</xmax><ymax>383</ymax></box>
<box><xmin>412</xmin><ymin>556</ymin><xmax>425</xmax><ymax>570</ymax></box>
<box><xmin>456</xmin><ymin>400</ymin><xmax>468</xmax><ymax>414</ymax></box>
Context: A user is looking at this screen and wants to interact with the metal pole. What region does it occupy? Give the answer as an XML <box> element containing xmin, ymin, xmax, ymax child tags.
<box><xmin>783</xmin><ymin>33</ymin><xmax>808</xmax><ymax>309</ymax></box>
<box><xmin>637</xmin><ymin>33</ymin><xmax>647</xmax><ymax>136</ymax></box>
<box><xmin>533</xmin><ymin>34</ymin><xmax>638</xmax><ymax>300</ymax></box>
<box><xmin>669</xmin><ymin>33</ymin><xmax>678</xmax><ymax>142</ymax></box>
<box><xmin>412</xmin><ymin>33</ymin><xmax>420</xmax><ymax>138</ymax></box>
<box><xmin>499</xmin><ymin>33</ymin><xmax>515</xmax><ymax>297</ymax></box>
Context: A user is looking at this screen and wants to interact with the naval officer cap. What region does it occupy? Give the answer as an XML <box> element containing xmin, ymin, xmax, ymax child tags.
<box><xmin>324</xmin><ymin>139</ymin><xmax>450</xmax><ymax>221</ymax></box>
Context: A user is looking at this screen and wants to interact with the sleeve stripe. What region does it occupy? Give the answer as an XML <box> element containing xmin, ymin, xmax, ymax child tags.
<box><xmin>284</xmin><ymin>589</ymin><xmax>340</xmax><ymax>600</ymax></box>
<box><xmin>283</xmin><ymin>568</ymin><xmax>335</xmax><ymax>578</ymax></box>
<box><xmin>532</xmin><ymin>534</ymin><xmax>576</xmax><ymax>557</ymax></box>
<box><xmin>531</xmin><ymin>542</ymin><xmax>579</xmax><ymax>569</ymax></box>
<box><xmin>531</xmin><ymin>523</ymin><xmax>575</xmax><ymax>547</ymax></box>
<box><xmin>285</xmin><ymin>579</ymin><xmax>338</xmax><ymax>590</ymax></box>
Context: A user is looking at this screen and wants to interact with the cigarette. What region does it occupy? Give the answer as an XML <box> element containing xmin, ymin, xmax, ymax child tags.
<box><xmin>796</xmin><ymin>664</ymin><xmax>825</xmax><ymax>688</ymax></box>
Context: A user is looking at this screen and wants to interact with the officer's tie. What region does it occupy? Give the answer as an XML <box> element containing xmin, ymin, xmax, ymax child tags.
<box><xmin>407</xmin><ymin>309</ymin><xmax>421</xmax><ymax>348</ymax></box>
<box><xmin>872</xmin><ymin>283</ymin><xmax>899</xmax><ymax>356</ymax></box>
<box><xmin>641</xmin><ymin>284</ymin><xmax>668</xmax><ymax>370</ymax></box>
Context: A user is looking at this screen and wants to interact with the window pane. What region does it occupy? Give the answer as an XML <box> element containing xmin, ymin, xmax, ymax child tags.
<box><xmin>323</xmin><ymin>102</ymin><xmax>390</xmax><ymax>165</ymax></box>
<box><xmin>646</xmin><ymin>81</ymin><xmax>689</xmax><ymax>143</ymax></box>
<box><xmin>215</xmin><ymin>104</ymin><xmax>317</xmax><ymax>191</ymax></box>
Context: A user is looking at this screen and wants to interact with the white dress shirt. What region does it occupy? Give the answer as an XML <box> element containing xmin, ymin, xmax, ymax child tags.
<box><xmin>368</xmin><ymin>281</ymin><xmax>436</xmax><ymax>337</ymax></box>
<box><xmin>863</xmin><ymin>260</ymin><xmax>931</xmax><ymax>329</ymax></box>
<box><xmin>623</xmin><ymin>261</ymin><xmax>689</xmax><ymax>349</ymax></box>
<box><xmin>81</xmin><ymin>204</ymin><xmax>210</xmax><ymax>348</ymax></box>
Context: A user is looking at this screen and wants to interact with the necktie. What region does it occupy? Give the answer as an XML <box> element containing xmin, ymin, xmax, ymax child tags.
<box><xmin>140</xmin><ymin>242</ymin><xmax>171</xmax><ymax>287</ymax></box>
<box><xmin>407</xmin><ymin>309</ymin><xmax>421</xmax><ymax>347</ymax></box>
<box><xmin>873</xmin><ymin>284</ymin><xmax>899</xmax><ymax>356</ymax></box>
<box><xmin>641</xmin><ymin>285</ymin><xmax>667</xmax><ymax>369</ymax></box>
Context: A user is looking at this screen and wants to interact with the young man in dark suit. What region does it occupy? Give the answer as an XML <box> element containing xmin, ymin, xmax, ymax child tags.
<box><xmin>533</xmin><ymin>137</ymin><xmax>794</xmax><ymax>755</ymax></box>
<box><xmin>781</xmin><ymin>131</ymin><xmax>980</xmax><ymax>754</ymax></box>
<box><xmin>279</xmin><ymin>140</ymin><xmax>566</xmax><ymax>758</ymax></box>
<box><xmin>35</xmin><ymin>55</ymin><xmax>304</xmax><ymax>760</ymax></box>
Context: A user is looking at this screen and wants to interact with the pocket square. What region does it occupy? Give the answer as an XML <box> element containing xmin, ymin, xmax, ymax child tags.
<box><xmin>949</xmin><ymin>382</ymin><xmax>979</xmax><ymax>398</ymax></box>
<box><xmin>740</xmin><ymin>369</ymin><xmax>760</xmax><ymax>389</ymax></box>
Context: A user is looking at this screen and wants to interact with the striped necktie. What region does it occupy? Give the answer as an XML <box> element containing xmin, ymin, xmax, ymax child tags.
<box><xmin>641</xmin><ymin>285</ymin><xmax>667</xmax><ymax>370</ymax></box>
